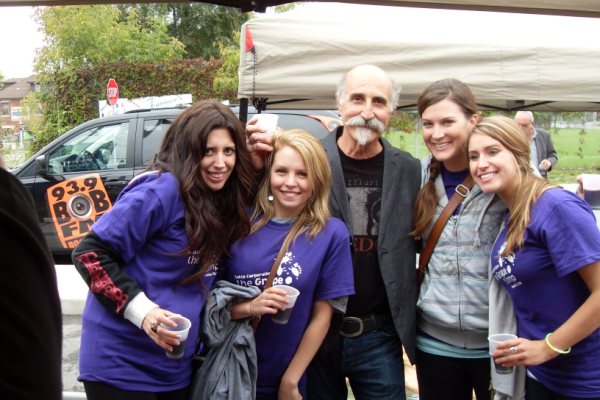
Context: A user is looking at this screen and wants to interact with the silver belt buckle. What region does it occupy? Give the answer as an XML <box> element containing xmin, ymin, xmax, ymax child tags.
<box><xmin>340</xmin><ymin>317</ymin><xmax>364</xmax><ymax>338</ymax></box>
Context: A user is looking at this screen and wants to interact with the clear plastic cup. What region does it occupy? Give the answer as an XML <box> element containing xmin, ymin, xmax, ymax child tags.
<box><xmin>271</xmin><ymin>284</ymin><xmax>300</xmax><ymax>325</ymax></box>
<box><xmin>488</xmin><ymin>333</ymin><xmax>517</xmax><ymax>374</ymax></box>
<box><xmin>162</xmin><ymin>315</ymin><xmax>191</xmax><ymax>359</ymax></box>
<box><xmin>582</xmin><ymin>174</ymin><xmax>600</xmax><ymax>209</ymax></box>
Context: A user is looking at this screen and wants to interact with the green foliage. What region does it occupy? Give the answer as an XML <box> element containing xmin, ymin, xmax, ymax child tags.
<box><xmin>118</xmin><ymin>3</ymin><xmax>247</xmax><ymax>60</ymax></box>
<box><xmin>34</xmin><ymin>5</ymin><xmax>185</xmax><ymax>74</ymax></box>
<box><xmin>213</xmin><ymin>32</ymin><xmax>241</xmax><ymax>101</ymax></box>
<box><xmin>273</xmin><ymin>3</ymin><xmax>299</xmax><ymax>13</ymax></box>
<box><xmin>28</xmin><ymin>4</ymin><xmax>228</xmax><ymax>154</ymax></box>
<box><xmin>28</xmin><ymin>58</ymin><xmax>222</xmax><ymax>154</ymax></box>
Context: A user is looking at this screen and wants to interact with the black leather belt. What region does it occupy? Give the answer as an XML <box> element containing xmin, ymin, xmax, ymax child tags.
<box><xmin>340</xmin><ymin>312</ymin><xmax>391</xmax><ymax>338</ymax></box>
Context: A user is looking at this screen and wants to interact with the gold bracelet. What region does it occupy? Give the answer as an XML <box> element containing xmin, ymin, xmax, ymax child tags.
<box><xmin>545</xmin><ymin>333</ymin><xmax>571</xmax><ymax>354</ymax></box>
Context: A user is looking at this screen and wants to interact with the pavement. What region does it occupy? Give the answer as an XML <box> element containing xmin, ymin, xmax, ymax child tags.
<box><xmin>55</xmin><ymin>264</ymin><xmax>420</xmax><ymax>398</ymax></box>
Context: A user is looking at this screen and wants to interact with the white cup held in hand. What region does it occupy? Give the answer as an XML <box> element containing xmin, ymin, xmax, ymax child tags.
<box><xmin>162</xmin><ymin>315</ymin><xmax>191</xmax><ymax>359</ymax></box>
<box><xmin>271</xmin><ymin>284</ymin><xmax>300</xmax><ymax>325</ymax></box>
<box><xmin>254</xmin><ymin>113</ymin><xmax>279</xmax><ymax>135</ymax></box>
<box><xmin>488</xmin><ymin>333</ymin><xmax>517</xmax><ymax>374</ymax></box>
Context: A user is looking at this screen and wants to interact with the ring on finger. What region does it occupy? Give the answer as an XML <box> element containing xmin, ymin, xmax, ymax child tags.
<box><xmin>510</xmin><ymin>346</ymin><xmax>518</xmax><ymax>354</ymax></box>
<box><xmin>150</xmin><ymin>322</ymin><xmax>160</xmax><ymax>334</ymax></box>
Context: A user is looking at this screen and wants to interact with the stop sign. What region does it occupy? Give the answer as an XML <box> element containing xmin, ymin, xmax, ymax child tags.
<box><xmin>106</xmin><ymin>79</ymin><xmax>119</xmax><ymax>105</ymax></box>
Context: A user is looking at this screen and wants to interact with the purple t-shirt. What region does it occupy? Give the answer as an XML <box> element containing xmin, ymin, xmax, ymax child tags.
<box><xmin>225</xmin><ymin>217</ymin><xmax>354</xmax><ymax>398</ymax></box>
<box><xmin>79</xmin><ymin>172</ymin><xmax>217</xmax><ymax>391</ymax></box>
<box><xmin>491</xmin><ymin>188</ymin><xmax>600</xmax><ymax>397</ymax></box>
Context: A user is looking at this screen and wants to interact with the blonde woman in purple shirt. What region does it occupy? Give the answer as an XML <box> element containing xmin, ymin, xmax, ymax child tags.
<box><xmin>469</xmin><ymin>116</ymin><xmax>600</xmax><ymax>399</ymax></box>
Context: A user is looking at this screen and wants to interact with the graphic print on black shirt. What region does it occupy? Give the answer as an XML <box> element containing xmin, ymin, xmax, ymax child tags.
<box><xmin>339</xmin><ymin>148</ymin><xmax>390</xmax><ymax>316</ymax></box>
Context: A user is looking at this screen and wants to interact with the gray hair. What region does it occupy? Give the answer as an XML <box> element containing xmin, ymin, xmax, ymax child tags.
<box><xmin>336</xmin><ymin>68</ymin><xmax>401</xmax><ymax>111</ymax></box>
<box><xmin>515</xmin><ymin>110</ymin><xmax>534</xmax><ymax>123</ymax></box>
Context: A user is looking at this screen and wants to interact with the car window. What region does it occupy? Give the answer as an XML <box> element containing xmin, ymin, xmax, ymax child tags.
<box><xmin>142</xmin><ymin>118</ymin><xmax>174</xmax><ymax>166</ymax></box>
<box><xmin>47</xmin><ymin>121</ymin><xmax>129</xmax><ymax>174</ymax></box>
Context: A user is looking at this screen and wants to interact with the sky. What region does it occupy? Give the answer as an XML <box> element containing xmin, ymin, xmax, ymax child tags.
<box><xmin>0</xmin><ymin>6</ymin><xmax>43</xmax><ymax>79</ymax></box>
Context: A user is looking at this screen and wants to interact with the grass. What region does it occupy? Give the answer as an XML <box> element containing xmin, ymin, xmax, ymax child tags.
<box><xmin>383</xmin><ymin>128</ymin><xmax>600</xmax><ymax>185</ymax></box>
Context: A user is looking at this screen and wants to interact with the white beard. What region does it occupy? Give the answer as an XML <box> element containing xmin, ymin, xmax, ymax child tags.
<box><xmin>355</xmin><ymin>127</ymin><xmax>373</xmax><ymax>145</ymax></box>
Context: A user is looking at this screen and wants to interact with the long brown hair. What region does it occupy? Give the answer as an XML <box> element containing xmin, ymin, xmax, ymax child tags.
<box><xmin>153</xmin><ymin>100</ymin><xmax>255</xmax><ymax>282</ymax></box>
<box><xmin>469</xmin><ymin>116</ymin><xmax>557</xmax><ymax>255</ymax></box>
<box><xmin>411</xmin><ymin>78</ymin><xmax>479</xmax><ymax>237</ymax></box>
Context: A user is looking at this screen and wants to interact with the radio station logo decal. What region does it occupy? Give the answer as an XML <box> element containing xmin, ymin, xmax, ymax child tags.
<box><xmin>47</xmin><ymin>173</ymin><xmax>113</xmax><ymax>249</ymax></box>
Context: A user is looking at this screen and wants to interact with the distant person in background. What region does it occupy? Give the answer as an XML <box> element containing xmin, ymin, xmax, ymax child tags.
<box><xmin>0</xmin><ymin>154</ymin><xmax>62</xmax><ymax>400</ymax></box>
<box><xmin>469</xmin><ymin>116</ymin><xmax>600</xmax><ymax>400</ymax></box>
<box><xmin>514</xmin><ymin>111</ymin><xmax>558</xmax><ymax>178</ymax></box>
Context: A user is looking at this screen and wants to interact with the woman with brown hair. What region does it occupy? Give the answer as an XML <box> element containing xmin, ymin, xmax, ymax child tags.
<box><xmin>72</xmin><ymin>100</ymin><xmax>255</xmax><ymax>400</ymax></box>
<box><xmin>412</xmin><ymin>78</ymin><xmax>506</xmax><ymax>400</ymax></box>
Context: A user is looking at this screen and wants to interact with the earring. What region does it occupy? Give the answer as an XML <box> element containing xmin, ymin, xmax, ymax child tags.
<box><xmin>267</xmin><ymin>194</ymin><xmax>274</xmax><ymax>203</ymax></box>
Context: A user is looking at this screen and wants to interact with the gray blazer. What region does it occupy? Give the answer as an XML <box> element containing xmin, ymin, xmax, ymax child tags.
<box><xmin>321</xmin><ymin>128</ymin><xmax>422</xmax><ymax>363</ymax></box>
<box><xmin>533</xmin><ymin>128</ymin><xmax>558</xmax><ymax>178</ymax></box>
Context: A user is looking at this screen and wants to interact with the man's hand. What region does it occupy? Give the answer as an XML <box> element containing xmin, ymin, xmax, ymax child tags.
<box><xmin>246</xmin><ymin>117</ymin><xmax>274</xmax><ymax>171</ymax></box>
<box><xmin>539</xmin><ymin>159</ymin><xmax>552</xmax><ymax>171</ymax></box>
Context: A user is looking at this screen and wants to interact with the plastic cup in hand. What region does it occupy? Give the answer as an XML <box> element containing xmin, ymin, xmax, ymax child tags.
<box><xmin>162</xmin><ymin>315</ymin><xmax>191</xmax><ymax>360</ymax></box>
<box><xmin>271</xmin><ymin>284</ymin><xmax>300</xmax><ymax>325</ymax></box>
<box><xmin>254</xmin><ymin>113</ymin><xmax>279</xmax><ymax>134</ymax></box>
<box><xmin>488</xmin><ymin>333</ymin><xmax>517</xmax><ymax>374</ymax></box>
<box><xmin>582</xmin><ymin>174</ymin><xmax>600</xmax><ymax>209</ymax></box>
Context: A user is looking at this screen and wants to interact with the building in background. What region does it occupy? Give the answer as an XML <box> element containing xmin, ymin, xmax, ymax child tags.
<box><xmin>0</xmin><ymin>74</ymin><xmax>38</xmax><ymax>144</ymax></box>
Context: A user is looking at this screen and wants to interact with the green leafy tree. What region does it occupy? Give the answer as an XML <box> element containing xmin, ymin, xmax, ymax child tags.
<box><xmin>118</xmin><ymin>3</ymin><xmax>247</xmax><ymax>60</ymax></box>
<box><xmin>34</xmin><ymin>5</ymin><xmax>184</xmax><ymax>73</ymax></box>
<box><xmin>29</xmin><ymin>5</ymin><xmax>188</xmax><ymax>153</ymax></box>
<box><xmin>213</xmin><ymin>32</ymin><xmax>241</xmax><ymax>101</ymax></box>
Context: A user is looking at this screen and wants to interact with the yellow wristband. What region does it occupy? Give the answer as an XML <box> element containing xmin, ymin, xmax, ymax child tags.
<box><xmin>545</xmin><ymin>333</ymin><xmax>571</xmax><ymax>355</ymax></box>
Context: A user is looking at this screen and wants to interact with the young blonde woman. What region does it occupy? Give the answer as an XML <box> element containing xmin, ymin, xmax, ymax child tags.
<box><xmin>469</xmin><ymin>116</ymin><xmax>600</xmax><ymax>400</ymax></box>
<box><xmin>411</xmin><ymin>79</ymin><xmax>506</xmax><ymax>400</ymax></box>
<box><xmin>226</xmin><ymin>129</ymin><xmax>354</xmax><ymax>399</ymax></box>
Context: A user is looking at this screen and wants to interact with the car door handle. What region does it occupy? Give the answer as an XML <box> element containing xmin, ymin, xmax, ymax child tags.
<box><xmin>103</xmin><ymin>180</ymin><xmax>129</xmax><ymax>186</ymax></box>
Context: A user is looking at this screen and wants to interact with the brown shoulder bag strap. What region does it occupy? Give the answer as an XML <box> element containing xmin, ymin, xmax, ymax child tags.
<box><xmin>417</xmin><ymin>175</ymin><xmax>474</xmax><ymax>288</ymax></box>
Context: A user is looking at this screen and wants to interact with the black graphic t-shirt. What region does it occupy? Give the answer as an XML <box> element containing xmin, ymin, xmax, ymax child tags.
<box><xmin>339</xmin><ymin>148</ymin><xmax>389</xmax><ymax>316</ymax></box>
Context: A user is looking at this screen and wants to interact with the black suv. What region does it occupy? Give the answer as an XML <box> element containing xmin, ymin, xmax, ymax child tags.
<box><xmin>12</xmin><ymin>106</ymin><xmax>340</xmax><ymax>263</ymax></box>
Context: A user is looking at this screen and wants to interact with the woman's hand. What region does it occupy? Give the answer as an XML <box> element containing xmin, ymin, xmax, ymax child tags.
<box><xmin>141</xmin><ymin>308</ymin><xmax>182</xmax><ymax>352</ymax></box>
<box><xmin>576</xmin><ymin>174</ymin><xmax>584</xmax><ymax>198</ymax></box>
<box><xmin>278</xmin><ymin>378</ymin><xmax>302</xmax><ymax>400</ymax></box>
<box><xmin>247</xmin><ymin>287</ymin><xmax>289</xmax><ymax>317</ymax></box>
<box><xmin>493</xmin><ymin>337</ymin><xmax>558</xmax><ymax>367</ymax></box>
<box><xmin>231</xmin><ymin>287</ymin><xmax>289</xmax><ymax>320</ymax></box>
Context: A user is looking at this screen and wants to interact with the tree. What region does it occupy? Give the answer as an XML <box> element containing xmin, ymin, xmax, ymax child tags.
<box><xmin>34</xmin><ymin>5</ymin><xmax>185</xmax><ymax>74</ymax></box>
<box><xmin>118</xmin><ymin>3</ymin><xmax>248</xmax><ymax>60</ymax></box>
<box><xmin>28</xmin><ymin>5</ymin><xmax>186</xmax><ymax>154</ymax></box>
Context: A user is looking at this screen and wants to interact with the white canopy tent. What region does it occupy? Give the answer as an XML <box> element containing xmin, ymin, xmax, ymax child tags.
<box><xmin>2</xmin><ymin>0</ymin><xmax>600</xmax><ymax>17</ymax></box>
<box><xmin>238</xmin><ymin>3</ymin><xmax>600</xmax><ymax>111</ymax></box>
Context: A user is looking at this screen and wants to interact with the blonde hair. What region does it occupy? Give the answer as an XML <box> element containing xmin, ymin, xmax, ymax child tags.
<box><xmin>469</xmin><ymin>116</ymin><xmax>558</xmax><ymax>255</ymax></box>
<box><xmin>251</xmin><ymin>129</ymin><xmax>331</xmax><ymax>243</ymax></box>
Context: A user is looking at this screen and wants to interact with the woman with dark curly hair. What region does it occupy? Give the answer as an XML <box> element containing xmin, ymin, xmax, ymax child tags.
<box><xmin>72</xmin><ymin>100</ymin><xmax>255</xmax><ymax>400</ymax></box>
